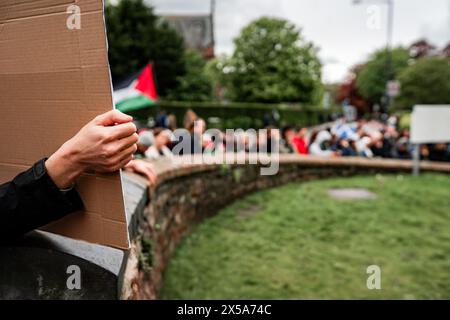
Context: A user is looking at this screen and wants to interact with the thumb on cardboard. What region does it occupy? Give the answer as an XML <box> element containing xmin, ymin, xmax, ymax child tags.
<box><xmin>95</xmin><ymin>110</ymin><xmax>133</xmax><ymax>126</ymax></box>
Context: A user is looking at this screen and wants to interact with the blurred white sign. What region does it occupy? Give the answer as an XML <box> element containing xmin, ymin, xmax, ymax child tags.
<box><xmin>411</xmin><ymin>105</ymin><xmax>450</xmax><ymax>144</ymax></box>
<box><xmin>387</xmin><ymin>80</ymin><xmax>401</xmax><ymax>97</ymax></box>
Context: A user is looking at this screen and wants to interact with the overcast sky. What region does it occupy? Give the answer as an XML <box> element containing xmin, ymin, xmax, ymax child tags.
<box><xmin>146</xmin><ymin>0</ymin><xmax>450</xmax><ymax>83</ymax></box>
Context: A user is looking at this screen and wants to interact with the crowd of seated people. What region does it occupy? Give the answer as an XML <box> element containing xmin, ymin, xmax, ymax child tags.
<box><xmin>301</xmin><ymin>117</ymin><xmax>450</xmax><ymax>161</ymax></box>
<box><xmin>124</xmin><ymin>110</ymin><xmax>450</xmax><ymax>182</ymax></box>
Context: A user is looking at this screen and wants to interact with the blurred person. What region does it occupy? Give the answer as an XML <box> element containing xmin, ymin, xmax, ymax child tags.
<box><xmin>420</xmin><ymin>144</ymin><xmax>430</xmax><ymax>160</ymax></box>
<box><xmin>195</xmin><ymin>118</ymin><xmax>207</xmax><ymax>135</ymax></box>
<box><xmin>177</xmin><ymin>110</ymin><xmax>206</xmax><ymax>155</ymax></box>
<box><xmin>280</xmin><ymin>126</ymin><xmax>295</xmax><ymax>154</ymax></box>
<box><xmin>332</xmin><ymin>119</ymin><xmax>358</xmax><ymax>141</ymax></box>
<box><xmin>387</xmin><ymin>115</ymin><xmax>399</xmax><ymax>129</ymax></box>
<box><xmin>396</xmin><ymin>133</ymin><xmax>412</xmax><ymax>160</ymax></box>
<box><xmin>362</xmin><ymin>119</ymin><xmax>383</xmax><ymax>136</ymax></box>
<box><xmin>428</xmin><ymin>143</ymin><xmax>450</xmax><ymax>162</ymax></box>
<box><xmin>281</xmin><ymin>127</ymin><xmax>308</xmax><ymax>155</ymax></box>
<box><xmin>167</xmin><ymin>113</ymin><xmax>178</xmax><ymax>131</ymax></box>
<box><xmin>371</xmin><ymin>130</ymin><xmax>395</xmax><ymax>158</ymax></box>
<box><xmin>145</xmin><ymin>129</ymin><xmax>174</xmax><ymax>159</ymax></box>
<box><xmin>135</xmin><ymin>131</ymin><xmax>154</xmax><ymax>159</ymax></box>
<box><xmin>190</xmin><ymin>118</ymin><xmax>207</xmax><ymax>154</ymax></box>
<box><xmin>329</xmin><ymin>133</ymin><xmax>340</xmax><ymax>152</ymax></box>
<box><xmin>336</xmin><ymin>138</ymin><xmax>357</xmax><ymax>157</ymax></box>
<box><xmin>296</xmin><ymin>128</ymin><xmax>309</xmax><ymax>155</ymax></box>
<box><xmin>241</xmin><ymin>131</ymin><xmax>252</xmax><ymax>153</ymax></box>
<box><xmin>257</xmin><ymin>129</ymin><xmax>270</xmax><ymax>153</ymax></box>
<box><xmin>384</xmin><ymin>125</ymin><xmax>400</xmax><ymax>158</ymax></box>
<box><xmin>263</xmin><ymin>112</ymin><xmax>276</xmax><ymax>127</ymax></box>
<box><xmin>253</xmin><ymin>126</ymin><xmax>279</xmax><ymax>154</ymax></box>
<box><xmin>203</xmin><ymin>129</ymin><xmax>225</xmax><ymax>155</ymax></box>
<box><xmin>356</xmin><ymin>136</ymin><xmax>374</xmax><ymax>158</ymax></box>
<box><xmin>266</xmin><ymin>126</ymin><xmax>281</xmax><ymax>154</ymax></box>
<box><xmin>183</xmin><ymin>109</ymin><xmax>198</xmax><ymax>131</ymax></box>
<box><xmin>225</xmin><ymin>130</ymin><xmax>247</xmax><ymax>153</ymax></box>
<box><xmin>356</xmin><ymin>119</ymin><xmax>367</xmax><ymax>138</ymax></box>
<box><xmin>1</xmin><ymin>110</ymin><xmax>138</xmax><ymax>241</ymax></box>
<box><xmin>309</xmin><ymin>130</ymin><xmax>339</xmax><ymax>157</ymax></box>
<box><xmin>155</xmin><ymin>110</ymin><xmax>170</xmax><ymax>129</ymax></box>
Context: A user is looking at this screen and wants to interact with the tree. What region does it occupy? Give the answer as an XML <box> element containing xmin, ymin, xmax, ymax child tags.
<box><xmin>356</xmin><ymin>47</ymin><xmax>410</xmax><ymax>105</ymax></box>
<box><xmin>205</xmin><ymin>55</ymin><xmax>235</xmax><ymax>101</ymax></box>
<box><xmin>395</xmin><ymin>57</ymin><xmax>450</xmax><ymax>110</ymax></box>
<box><xmin>105</xmin><ymin>0</ymin><xmax>185</xmax><ymax>97</ymax></box>
<box><xmin>226</xmin><ymin>17</ymin><xmax>323</xmax><ymax>104</ymax></box>
<box><xmin>336</xmin><ymin>65</ymin><xmax>371</xmax><ymax>114</ymax></box>
<box><xmin>166</xmin><ymin>50</ymin><xmax>213</xmax><ymax>101</ymax></box>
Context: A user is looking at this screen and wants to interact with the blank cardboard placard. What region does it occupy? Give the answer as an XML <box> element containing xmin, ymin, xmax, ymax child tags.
<box><xmin>411</xmin><ymin>105</ymin><xmax>450</xmax><ymax>144</ymax></box>
<box><xmin>0</xmin><ymin>0</ymin><xmax>130</xmax><ymax>249</ymax></box>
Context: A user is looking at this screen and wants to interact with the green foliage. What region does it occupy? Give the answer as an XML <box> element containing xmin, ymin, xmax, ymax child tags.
<box><xmin>127</xmin><ymin>101</ymin><xmax>335</xmax><ymax>130</ymax></box>
<box><xmin>395</xmin><ymin>57</ymin><xmax>450</xmax><ymax>110</ymax></box>
<box><xmin>165</xmin><ymin>50</ymin><xmax>213</xmax><ymax>102</ymax></box>
<box><xmin>356</xmin><ymin>47</ymin><xmax>411</xmax><ymax>104</ymax></box>
<box><xmin>139</xmin><ymin>235</ymin><xmax>154</xmax><ymax>272</ymax></box>
<box><xmin>161</xmin><ymin>174</ymin><xmax>450</xmax><ymax>299</ymax></box>
<box><xmin>223</xmin><ymin>17</ymin><xmax>323</xmax><ymax>104</ymax></box>
<box><xmin>205</xmin><ymin>55</ymin><xmax>234</xmax><ymax>100</ymax></box>
<box><xmin>105</xmin><ymin>0</ymin><xmax>185</xmax><ymax>96</ymax></box>
<box><xmin>399</xmin><ymin>113</ymin><xmax>411</xmax><ymax>130</ymax></box>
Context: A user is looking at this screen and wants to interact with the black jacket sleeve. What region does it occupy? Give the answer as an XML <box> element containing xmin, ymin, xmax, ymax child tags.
<box><xmin>0</xmin><ymin>159</ymin><xmax>84</xmax><ymax>242</ymax></box>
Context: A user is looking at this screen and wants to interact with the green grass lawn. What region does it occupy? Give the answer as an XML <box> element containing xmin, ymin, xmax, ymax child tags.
<box><xmin>161</xmin><ymin>174</ymin><xmax>450</xmax><ymax>300</ymax></box>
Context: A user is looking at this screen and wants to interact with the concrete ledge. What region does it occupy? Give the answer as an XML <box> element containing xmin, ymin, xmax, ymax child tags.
<box><xmin>0</xmin><ymin>174</ymin><xmax>145</xmax><ymax>300</ymax></box>
<box><xmin>0</xmin><ymin>231</ymin><xmax>124</xmax><ymax>300</ymax></box>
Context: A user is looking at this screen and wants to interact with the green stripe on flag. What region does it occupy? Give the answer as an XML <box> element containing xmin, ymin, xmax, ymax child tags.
<box><xmin>116</xmin><ymin>95</ymin><xmax>156</xmax><ymax>113</ymax></box>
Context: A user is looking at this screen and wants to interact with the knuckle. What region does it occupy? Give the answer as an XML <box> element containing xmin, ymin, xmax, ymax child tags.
<box><xmin>109</xmin><ymin>158</ymin><xmax>119</xmax><ymax>167</ymax></box>
<box><xmin>104</xmin><ymin>155</ymin><xmax>116</xmax><ymax>165</ymax></box>
<box><xmin>100</xmin><ymin>150</ymin><xmax>109</xmax><ymax>159</ymax></box>
<box><xmin>99</xmin><ymin>131</ymin><xmax>110</xmax><ymax>142</ymax></box>
<box><xmin>110</xmin><ymin>163</ymin><xmax>119</xmax><ymax>171</ymax></box>
<box><xmin>102</xmin><ymin>146</ymin><xmax>115</xmax><ymax>158</ymax></box>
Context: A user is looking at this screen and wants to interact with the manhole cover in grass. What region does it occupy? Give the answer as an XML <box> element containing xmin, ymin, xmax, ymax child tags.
<box><xmin>327</xmin><ymin>188</ymin><xmax>377</xmax><ymax>200</ymax></box>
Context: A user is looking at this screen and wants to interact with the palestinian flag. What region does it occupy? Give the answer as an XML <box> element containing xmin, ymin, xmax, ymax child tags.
<box><xmin>113</xmin><ymin>63</ymin><xmax>158</xmax><ymax>112</ymax></box>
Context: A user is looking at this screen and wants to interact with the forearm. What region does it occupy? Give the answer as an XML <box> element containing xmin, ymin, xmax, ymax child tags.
<box><xmin>45</xmin><ymin>141</ymin><xmax>85</xmax><ymax>189</ymax></box>
<box><xmin>0</xmin><ymin>159</ymin><xmax>84</xmax><ymax>242</ymax></box>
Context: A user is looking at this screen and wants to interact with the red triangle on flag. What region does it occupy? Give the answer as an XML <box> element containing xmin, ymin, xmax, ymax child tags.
<box><xmin>135</xmin><ymin>63</ymin><xmax>158</xmax><ymax>101</ymax></box>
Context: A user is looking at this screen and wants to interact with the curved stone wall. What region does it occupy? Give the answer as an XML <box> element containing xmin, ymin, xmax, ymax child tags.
<box><xmin>122</xmin><ymin>155</ymin><xmax>450</xmax><ymax>299</ymax></box>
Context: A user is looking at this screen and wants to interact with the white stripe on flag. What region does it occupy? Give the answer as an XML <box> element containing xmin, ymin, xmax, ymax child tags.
<box><xmin>113</xmin><ymin>80</ymin><xmax>140</xmax><ymax>105</ymax></box>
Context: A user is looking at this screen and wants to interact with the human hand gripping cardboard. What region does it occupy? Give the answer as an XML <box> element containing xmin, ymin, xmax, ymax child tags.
<box><xmin>45</xmin><ymin>110</ymin><xmax>138</xmax><ymax>189</ymax></box>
